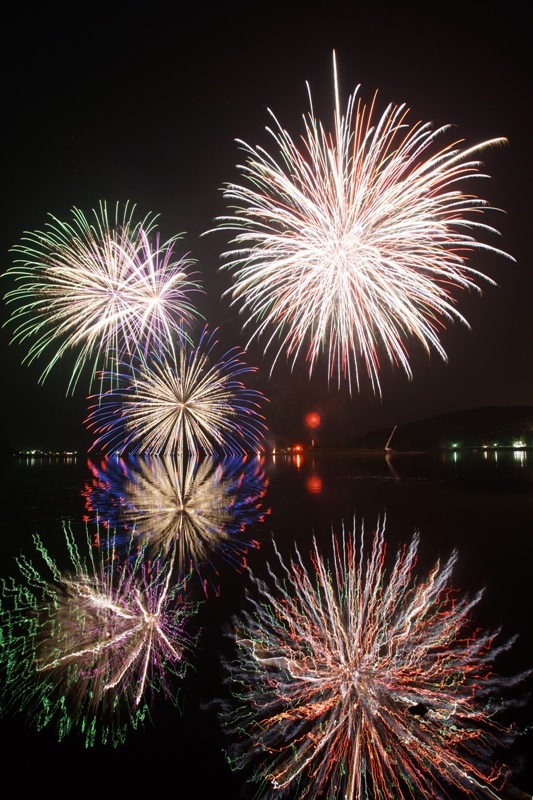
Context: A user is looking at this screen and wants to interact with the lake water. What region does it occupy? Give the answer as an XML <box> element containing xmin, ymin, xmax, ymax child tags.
<box><xmin>0</xmin><ymin>450</ymin><xmax>531</xmax><ymax>797</ymax></box>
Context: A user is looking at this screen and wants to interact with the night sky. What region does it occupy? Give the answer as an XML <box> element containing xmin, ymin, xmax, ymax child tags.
<box><xmin>1</xmin><ymin>2</ymin><xmax>530</xmax><ymax>452</ymax></box>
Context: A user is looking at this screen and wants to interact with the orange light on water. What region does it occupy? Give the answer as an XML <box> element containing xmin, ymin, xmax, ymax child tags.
<box><xmin>306</xmin><ymin>474</ymin><xmax>322</xmax><ymax>494</ymax></box>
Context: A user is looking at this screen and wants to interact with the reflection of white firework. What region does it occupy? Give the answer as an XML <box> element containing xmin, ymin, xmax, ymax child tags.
<box><xmin>84</xmin><ymin>455</ymin><xmax>268</xmax><ymax>591</ymax></box>
<box><xmin>217</xmin><ymin>57</ymin><xmax>511</xmax><ymax>393</ymax></box>
<box><xmin>220</xmin><ymin>520</ymin><xmax>526</xmax><ymax>799</ymax></box>
<box><xmin>0</xmin><ymin>524</ymin><xmax>197</xmax><ymax>746</ymax></box>
<box><xmin>87</xmin><ymin>327</ymin><xmax>266</xmax><ymax>456</ymax></box>
<box><xmin>4</xmin><ymin>201</ymin><xmax>201</xmax><ymax>391</ymax></box>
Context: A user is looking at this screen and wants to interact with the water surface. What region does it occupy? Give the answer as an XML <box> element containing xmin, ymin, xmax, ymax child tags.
<box><xmin>1</xmin><ymin>450</ymin><xmax>531</xmax><ymax>797</ymax></box>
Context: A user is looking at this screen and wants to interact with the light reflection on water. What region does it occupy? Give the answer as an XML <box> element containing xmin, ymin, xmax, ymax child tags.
<box><xmin>0</xmin><ymin>450</ymin><xmax>531</xmax><ymax>796</ymax></box>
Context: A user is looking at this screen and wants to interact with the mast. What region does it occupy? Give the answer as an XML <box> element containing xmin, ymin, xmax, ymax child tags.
<box><xmin>384</xmin><ymin>425</ymin><xmax>397</xmax><ymax>452</ymax></box>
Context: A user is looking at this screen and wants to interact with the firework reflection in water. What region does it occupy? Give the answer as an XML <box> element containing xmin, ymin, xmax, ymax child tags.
<box><xmin>0</xmin><ymin>523</ymin><xmax>198</xmax><ymax>746</ymax></box>
<box><xmin>217</xmin><ymin>55</ymin><xmax>512</xmax><ymax>394</ymax></box>
<box><xmin>83</xmin><ymin>454</ymin><xmax>269</xmax><ymax>594</ymax></box>
<box><xmin>219</xmin><ymin>519</ymin><xmax>528</xmax><ymax>799</ymax></box>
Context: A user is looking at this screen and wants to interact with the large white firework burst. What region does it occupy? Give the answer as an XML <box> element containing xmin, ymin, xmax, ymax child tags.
<box><xmin>3</xmin><ymin>201</ymin><xmax>201</xmax><ymax>392</ymax></box>
<box><xmin>219</xmin><ymin>519</ymin><xmax>527</xmax><ymax>799</ymax></box>
<box><xmin>216</xmin><ymin>56</ymin><xmax>512</xmax><ymax>394</ymax></box>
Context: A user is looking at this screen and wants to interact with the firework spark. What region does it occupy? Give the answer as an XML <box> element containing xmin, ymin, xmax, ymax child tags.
<box><xmin>0</xmin><ymin>523</ymin><xmax>197</xmax><ymax>746</ymax></box>
<box><xmin>216</xmin><ymin>55</ymin><xmax>512</xmax><ymax>393</ymax></box>
<box><xmin>86</xmin><ymin>327</ymin><xmax>267</xmax><ymax>457</ymax></box>
<box><xmin>219</xmin><ymin>520</ymin><xmax>527</xmax><ymax>799</ymax></box>
<box><xmin>83</xmin><ymin>454</ymin><xmax>268</xmax><ymax>591</ymax></box>
<box><xmin>3</xmin><ymin>201</ymin><xmax>201</xmax><ymax>392</ymax></box>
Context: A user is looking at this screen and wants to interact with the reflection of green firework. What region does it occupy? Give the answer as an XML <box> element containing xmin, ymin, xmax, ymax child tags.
<box><xmin>0</xmin><ymin>523</ymin><xmax>198</xmax><ymax>746</ymax></box>
<box><xmin>219</xmin><ymin>520</ymin><xmax>527</xmax><ymax>799</ymax></box>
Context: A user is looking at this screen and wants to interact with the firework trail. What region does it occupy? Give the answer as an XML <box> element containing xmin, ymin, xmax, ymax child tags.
<box><xmin>86</xmin><ymin>327</ymin><xmax>266</xmax><ymax>457</ymax></box>
<box><xmin>3</xmin><ymin>201</ymin><xmax>201</xmax><ymax>392</ymax></box>
<box><xmin>219</xmin><ymin>519</ymin><xmax>528</xmax><ymax>799</ymax></box>
<box><xmin>83</xmin><ymin>454</ymin><xmax>268</xmax><ymax>592</ymax></box>
<box><xmin>0</xmin><ymin>523</ymin><xmax>198</xmax><ymax>746</ymax></box>
<box><xmin>216</xmin><ymin>55</ymin><xmax>512</xmax><ymax>394</ymax></box>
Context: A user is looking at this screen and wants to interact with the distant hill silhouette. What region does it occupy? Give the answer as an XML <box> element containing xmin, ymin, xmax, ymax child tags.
<box><xmin>349</xmin><ymin>406</ymin><xmax>533</xmax><ymax>451</ymax></box>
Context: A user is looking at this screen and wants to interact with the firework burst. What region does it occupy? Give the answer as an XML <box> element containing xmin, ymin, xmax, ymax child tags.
<box><xmin>3</xmin><ymin>201</ymin><xmax>201</xmax><ymax>392</ymax></box>
<box><xmin>86</xmin><ymin>327</ymin><xmax>267</xmax><ymax>457</ymax></box>
<box><xmin>0</xmin><ymin>524</ymin><xmax>198</xmax><ymax>746</ymax></box>
<box><xmin>219</xmin><ymin>519</ymin><xmax>527</xmax><ymax>799</ymax></box>
<box><xmin>216</xmin><ymin>56</ymin><xmax>512</xmax><ymax>394</ymax></box>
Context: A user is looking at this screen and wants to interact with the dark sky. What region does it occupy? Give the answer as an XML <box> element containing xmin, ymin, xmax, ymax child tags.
<box><xmin>1</xmin><ymin>2</ymin><xmax>530</xmax><ymax>451</ymax></box>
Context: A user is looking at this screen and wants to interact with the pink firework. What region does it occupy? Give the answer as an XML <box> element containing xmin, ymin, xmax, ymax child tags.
<box><xmin>4</xmin><ymin>201</ymin><xmax>201</xmax><ymax>392</ymax></box>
